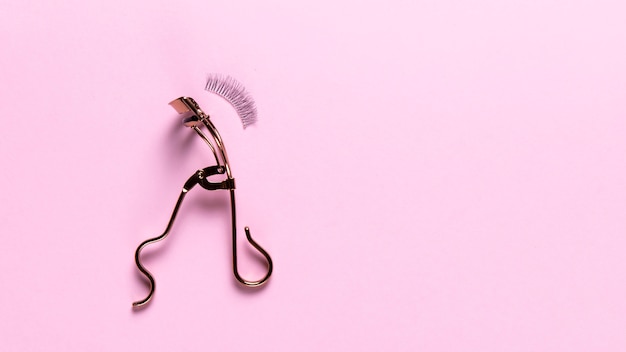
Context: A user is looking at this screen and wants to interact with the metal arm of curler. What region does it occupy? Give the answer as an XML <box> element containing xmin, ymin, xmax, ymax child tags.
<box><xmin>228</xmin><ymin>189</ymin><xmax>273</xmax><ymax>286</ymax></box>
<box><xmin>132</xmin><ymin>189</ymin><xmax>186</xmax><ymax>308</ymax></box>
<box><xmin>133</xmin><ymin>95</ymin><xmax>273</xmax><ymax>309</ymax></box>
<box><xmin>171</xmin><ymin>96</ymin><xmax>274</xmax><ymax>287</ymax></box>
<box><xmin>133</xmin><ymin>166</ymin><xmax>236</xmax><ymax>308</ymax></box>
<box><xmin>192</xmin><ymin>126</ymin><xmax>221</xmax><ymax>167</ymax></box>
<box><xmin>198</xmin><ymin>112</ymin><xmax>273</xmax><ymax>287</ymax></box>
<box><xmin>133</xmin><ymin>169</ymin><xmax>204</xmax><ymax>308</ymax></box>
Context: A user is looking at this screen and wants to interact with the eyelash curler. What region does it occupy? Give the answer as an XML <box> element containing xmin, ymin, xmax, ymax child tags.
<box><xmin>132</xmin><ymin>77</ymin><xmax>273</xmax><ymax>309</ymax></box>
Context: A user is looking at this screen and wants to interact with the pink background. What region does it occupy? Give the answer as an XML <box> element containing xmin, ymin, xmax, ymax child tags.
<box><xmin>1</xmin><ymin>0</ymin><xmax>625</xmax><ymax>350</ymax></box>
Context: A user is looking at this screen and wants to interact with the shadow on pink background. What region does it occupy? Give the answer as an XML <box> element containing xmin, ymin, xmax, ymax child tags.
<box><xmin>1</xmin><ymin>0</ymin><xmax>625</xmax><ymax>351</ymax></box>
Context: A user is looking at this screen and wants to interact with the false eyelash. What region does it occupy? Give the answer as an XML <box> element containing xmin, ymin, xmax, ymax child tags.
<box><xmin>205</xmin><ymin>74</ymin><xmax>258</xmax><ymax>129</ymax></box>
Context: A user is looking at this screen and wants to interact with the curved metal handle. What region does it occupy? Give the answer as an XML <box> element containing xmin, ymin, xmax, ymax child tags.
<box><xmin>233</xmin><ymin>226</ymin><xmax>274</xmax><ymax>286</ymax></box>
<box><xmin>132</xmin><ymin>189</ymin><xmax>189</xmax><ymax>309</ymax></box>
<box><xmin>229</xmin><ymin>190</ymin><xmax>273</xmax><ymax>287</ymax></box>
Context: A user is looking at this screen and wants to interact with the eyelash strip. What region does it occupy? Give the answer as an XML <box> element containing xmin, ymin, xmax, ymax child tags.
<box><xmin>205</xmin><ymin>74</ymin><xmax>258</xmax><ymax>128</ymax></box>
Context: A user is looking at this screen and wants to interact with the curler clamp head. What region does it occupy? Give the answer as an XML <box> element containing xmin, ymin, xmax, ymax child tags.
<box><xmin>169</xmin><ymin>97</ymin><xmax>208</xmax><ymax>127</ymax></box>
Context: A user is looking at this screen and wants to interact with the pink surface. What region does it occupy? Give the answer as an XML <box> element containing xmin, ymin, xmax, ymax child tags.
<box><xmin>1</xmin><ymin>0</ymin><xmax>626</xmax><ymax>350</ymax></box>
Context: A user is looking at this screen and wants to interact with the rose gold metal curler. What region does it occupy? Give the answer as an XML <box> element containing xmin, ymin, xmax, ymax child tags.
<box><xmin>132</xmin><ymin>91</ymin><xmax>273</xmax><ymax>309</ymax></box>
